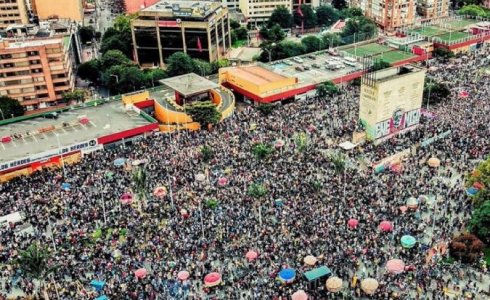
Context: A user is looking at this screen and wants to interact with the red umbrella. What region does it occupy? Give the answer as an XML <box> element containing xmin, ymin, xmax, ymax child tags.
<box><xmin>153</xmin><ymin>186</ymin><xmax>167</xmax><ymax>198</ymax></box>
<box><xmin>204</xmin><ymin>272</ymin><xmax>222</xmax><ymax>287</ymax></box>
<box><xmin>177</xmin><ymin>271</ymin><xmax>190</xmax><ymax>281</ymax></box>
<box><xmin>135</xmin><ymin>268</ymin><xmax>147</xmax><ymax>278</ymax></box>
<box><xmin>347</xmin><ymin>219</ymin><xmax>358</xmax><ymax>229</ymax></box>
<box><xmin>245</xmin><ymin>250</ymin><xmax>258</xmax><ymax>261</ymax></box>
<box><xmin>473</xmin><ymin>182</ymin><xmax>484</xmax><ymax>190</ymax></box>
<box><xmin>379</xmin><ymin>221</ymin><xmax>393</xmax><ymax>232</ymax></box>
<box><xmin>120</xmin><ymin>193</ymin><xmax>133</xmax><ymax>205</ymax></box>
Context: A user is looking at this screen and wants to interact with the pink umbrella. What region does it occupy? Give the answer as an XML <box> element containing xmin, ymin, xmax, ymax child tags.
<box><xmin>177</xmin><ymin>271</ymin><xmax>190</xmax><ymax>281</ymax></box>
<box><xmin>386</xmin><ymin>259</ymin><xmax>405</xmax><ymax>274</ymax></box>
<box><xmin>245</xmin><ymin>250</ymin><xmax>258</xmax><ymax>261</ymax></box>
<box><xmin>153</xmin><ymin>186</ymin><xmax>167</xmax><ymax>198</ymax></box>
<box><xmin>347</xmin><ymin>219</ymin><xmax>358</xmax><ymax>229</ymax></box>
<box><xmin>379</xmin><ymin>221</ymin><xmax>393</xmax><ymax>232</ymax></box>
<box><xmin>275</xmin><ymin>139</ymin><xmax>285</xmax><ymax>148</ymax></box>
<box><xmin>119</xmin><ymin>193</ymin><xmax>133</xmax><ymax>205</ymax></box>
<box><xmin>204</xmin><ymin>272</ymin><xmax>222</xmax><ymax>287</ymax></box>
<box><xmin>399</xmin><ymin>206</ymin><xmax>408</xmax><ymax>213</ymax></box>
<box><xmin>218</xmin><ymin>177</ymin><xmax>228</xmax><ymax>187</ymax></box>
<box><xmin>134</xmin><ymin>268</ymin><xmax>147</xmax><ymax>278</ymax></box>
<box><xmin>307</xmin><ymin>125</ymin><xmax>317</xmax><ymax>133</ymax></box>
<box><xmin>291</xmin><ymin>290</ymin><xmax>308</xmax><ymax>300</ymax></box>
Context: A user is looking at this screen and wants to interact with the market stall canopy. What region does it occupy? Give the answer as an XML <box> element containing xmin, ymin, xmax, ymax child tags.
<box><xmin>304</xmin><ymin>266</ymin><xmax>331</xmax><ymax>282</ymax></box>
<box><xmin>178</xmin><ymin>270</ymin><xmax>190</xmax><ymax>281</ymax></box>
<box><xmin>204</xmin><ymin>272</ymin><xmax>222</xmax><ymax>287</ymax></box>
<box><xmin>303</xmin><ymin>255</ymin><xmax>317</xmax><ymax>266</ymax></box>
<box><xmin>361</xmin><ymin>278</ymin><xmax>378</xmax><ymax>295</ymax></box>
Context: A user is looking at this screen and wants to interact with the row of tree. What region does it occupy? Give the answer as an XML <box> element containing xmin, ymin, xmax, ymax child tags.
<box><xmin>458</xmin><ymin>4</ymin><xmax>490</xmax><ymax>18</ymax></box>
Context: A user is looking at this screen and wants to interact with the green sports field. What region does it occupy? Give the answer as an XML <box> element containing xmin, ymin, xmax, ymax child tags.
<box><xmin>445</xmin><ymin>19</ymin><xmax>479</xmax><ymax>30</ymax></box>
<box><xmin>409</xmin><ymin>26</ymin><xmax>448</xmax><ymax>37</ymax></box>
<box><xmin>344</xmin><ymin>43</ymin><xmax>394</xmax><ymax>58</ymax></box>
<box><xmin>373</xmin><ymin>50</ymin><xmax>415</xmax><ymax>64</ymax></box>
<box><xmin>436</xmin><ymin>31</ymin><xmax>471</xmax><ymax>42</ymax></box>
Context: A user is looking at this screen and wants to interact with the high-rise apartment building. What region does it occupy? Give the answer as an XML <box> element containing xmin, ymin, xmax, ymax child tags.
<box><xmin>131</xmin><ymin>0</ymin><xmax>231</xmax><ymax>66</ymax></box>
<box><xmin>417</xmin><ymin>0</ymin><xmax>450</xmax><ymax>19</ymax></box>
<box><xmin>0</xmin><ymin>36</ymin><xmax>75</xmax><ymax>111</ymax></box>
<box><xmin>239</xmin><ymin>0</ymin><xmax>292</xmax><ymax>24</ymax></box>
<box><xmin>360</xmin><ymin>0</ymin><xmax>416</xmax><ymax>31</ymax></box>
<box><xmin>0</xmin><ymin>0</ymin><xmax>29</xmax><ymax>29</ymax></box>
<box><xmin>32</xmin><ymin>0</ymin><xmax>84</xmax><ymax>22</ymax></box>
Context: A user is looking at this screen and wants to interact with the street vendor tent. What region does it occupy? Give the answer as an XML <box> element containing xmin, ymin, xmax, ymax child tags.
<box><xmin>304</xmin><ymin>266</ymin><xmax>331</xmax><ymax>289</ymax></box>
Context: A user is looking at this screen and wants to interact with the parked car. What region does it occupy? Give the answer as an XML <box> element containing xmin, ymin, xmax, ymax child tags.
<box><xmin>44</xmin><ymin>112</ymin><xmax>58</xmax><ymax>119</ymax></box>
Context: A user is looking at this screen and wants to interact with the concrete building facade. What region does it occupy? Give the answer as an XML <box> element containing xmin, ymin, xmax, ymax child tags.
<box><xmin>0</xmin><ymin>0</ymin><xmax>29</xmax><ymax>29</ymax></box>
<box><xmin>0</xmin><ymin>36</ymin><xmax>75</xmax><ymax>111</ymax></box>
<box><xmin>417</xmin><ymin>0</ymin><xmax>450</xmax><ymax>19</ymax></box>
<box><xmin>239</xmin><ymin>0</ymin><xmax>292</xmax><ymax>24</ymax></box>
<box><xmin>359</xmin><ymin>65</ymin><xmax>425</xmax><ymax>141</ymax></box>
<box><xmin>32</xmin><ymin>0</ymin><xmax>84</xmax><ymax>22</ymax></box>
<box><xmin>360</xmin><ymin>0</ymin><xmax>416</xmax><ymax>31</ymax></box>
<box><xmin>131</xmin><ymin>0</ymin><xmax>231</xmax><ymax>66</ymax></box>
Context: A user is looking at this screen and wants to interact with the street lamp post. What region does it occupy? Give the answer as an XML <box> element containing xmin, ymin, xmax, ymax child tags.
<box><xmin>264</xmin><ymin>42</ymin><xmax>276</xmax><ymax>63</ymax></box>
<box><xmin>0</xmin><ymin>108</ymin><xmax>4</xmax><ymax>120</ymax></box>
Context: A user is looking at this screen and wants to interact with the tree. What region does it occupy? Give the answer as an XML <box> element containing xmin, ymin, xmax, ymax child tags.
<box><xmin>234</xmin><ymin>27</ymin><xmax>248</xmax><ymax>41</ymax></box>
<box><xmin>372</xmin><ymin>59</ymin><xmax>391</xmax><ymax>71</ymax></box>
<box><xmin>294</xmin><ymin>132</ymin><xmax>309</xmax><ymax>152</ymax></box>
<box><xmin>316</xmin><ymin>5</ymin><xmax>340</xmax><ymax>27</ymax></box>
<box><xmin>230</xmin><ymin>19</ymin><xmax>241</xmax><ymax>30</ymax></box>
<box><xmin>193</xmin><ymin>59</ymin><xmax>213</xmax><ymax>76</ymax></box>
<box><xmin>458</xmin><ymin>4</ymin><xmax>487</xmax><ymax>17</ymax></box>
<box><xmin>100</xmin><ymin>15</ymin><xmax>134</xmax><ymax>58</ymax></box>
<box><xmin>0</xmin><ymin>96</ymin><xmax>24</xmax><ymax>119</ymax></box>
<box><xmin>316</xmin><ymin>81</ymin><xmax>340</xmax><ymax>98</ymax></box>
<box><xmin>247</xmin><ymin>183</ymin><xmax>268</xmax><ymax>198</ymax></box>
<box><xmin>468</xmin><ymin>201</ymin><xmax>490</xmax><ymax>244</ymax></box>
<box><xmin>185</xmin><ymin>101</ymin><xmax>222</xmax><ymax>128</ymax></box>
<box><xmin>201</xmin><ymin>145</ymin><xmax>214</xmax><ymax>163</ymax></box>
<box><xmin>341</xmin><ymin>16</ymin><xmax>377</xmax><ymax>39</ymax></box>
<box><xmin>331</xmin><ymin>0</ymin><xmax>348</xmax><ymax>10</ymax></box>
<box><xmin>301</xmin><ymin>36</ymin><xmax>322</xmax><ymax>53</ymax></box>
<box><xmin>433</xmin><ymin>48</ymin><xmax>455</xmax><ymax>59</ymax></box>
<box><xmin>272</xmin><ymin>41</ymin><xmax>305</xmax><ymax>60</ymax></box>
<box><xmin>144</xmin><ymin>68</ymin><xmax>167</xmax><ymax>87</ymax></box>
<box><xmin>16</xmin><ymin>243</ymin><xmax>57</xmax><ymax>299</ymax></box>
<box><xmin>294</xmin><ymin>4</ymin><xmax>317</xmax><ymax>29</ymax></box>
<box><xmin>466</xmin><ymin>157</ymin><xmax>490</xmax><ymax>207</ymax></box>
<box><xmin>79</xmin><ymin>25</ymin><xmax>95</xmax><ymax>44</ymax></box>
<box><xmin>102</xmin><ymin>65</ymin><xmax>148</xmax><ymax>94</ymax></box>
<box><xmin>62</xmin><ymin>89</ymin><xmax>86</xmax><ymax>103</ymax></box>
<box><xmin>132</xmin><ymin>166</ymin><xmax>147</xmax><ymax>208</ymax></box>
<box><xmin>77</xmin><ymin>59</ymin><xmax>100</xmax><ymax>83</ymax></box>
<box><xmin>329</xmin><ymin>151</ymin><xmax>347</xmax><ymax>177</ymax></box>
<box><xmin>100</xmin><ymin>49</ymin><xmax>133</xmax><ymax>70</ymax></box>
<box><xmin>211</xmin><ymin>59</ymin><xmax>230</xmax><ymax>73</ymax></box>
<box><xmin>322</xmin><ymin>33</ymin><xmax>342</xmax><ymax>48</ymax></box>
<box><xmin>166</xmin><ymin>52</ymin><xmax>195</xmax><ymax>77</ymax></box>
<box><xmin>251</xmin><ymin>143</ymin><xmax>273</xmax><ymax>160</ymax></box>
<box><xmin>423</xmin><ymin>78</ymin><xmax>451</xmax><ymax>106</ymax></box>
<box><xmin>259</xmin><ymin>24</ymin><xmax>286</xmax><ymax>44</ymax></box>
<box><xmin>449</xmin><ymin>233</ymin><xmax>484</xmax><ymax>263</ymax></box>
<box><xmin>342</xmin><ymin>7</ymin><xmax>364</xmax><ymax>18</ymax></box>
<box><xmin>269</xmin><ymin>6</ymin><xmax>293</xmax><ymax>29</ymax></box>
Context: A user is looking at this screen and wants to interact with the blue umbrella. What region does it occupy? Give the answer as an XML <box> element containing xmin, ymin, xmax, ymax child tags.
<box><xmin>278</xmin><ymin>268</ymin><xmax>296</xmax><ymax>283</ymax></box>
<box><xmin>113</xmin><ymin>158</ymin><xmax>126</xmax><ymax>167</ymax></box>
<box><xmin>95</xmin><ymin>296</ymin><xmax>108</xmax><ymax>300</ymax></box>
<box><xmin>466</xmin><ymin>187</ymin><xmax>478</xmax><ymax>196</ymax></box>
<box><xmin>90</xmin><ymin>279</ymin><xmax>105</xmax><ymax>292</ymax></box>
<box><xmin>275</xmin><ymin>199</ymin><xmax>284</xmax><ymax>207</ymax></box>
<box><xmin>61</xmin><ymin>183</ymin><xmax>71</xmax><ymax>191</ymax></box>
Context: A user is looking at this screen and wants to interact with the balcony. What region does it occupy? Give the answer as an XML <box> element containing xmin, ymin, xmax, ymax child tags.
<box><xmin>54</xmin><ymin>85</ymin><xmax>71</xmax><ymax>92</ymax></box>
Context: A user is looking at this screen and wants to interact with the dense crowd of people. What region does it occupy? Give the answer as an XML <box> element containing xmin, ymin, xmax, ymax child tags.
<box><xmin>0</xmin><ymin>50</ymin><xmax>489</xmax><ymax>299</ymax></box>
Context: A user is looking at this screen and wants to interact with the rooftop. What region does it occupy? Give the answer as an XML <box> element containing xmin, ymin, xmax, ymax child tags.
<box><xmin>0</xmin><ymin>101</ymin><xmax>152</xmax><ymax>164</ymax></box>
<box><xmin>373</xmin><ymin>65</ymin><xmax>425</xmax><ymax>82</ymax></box>
<box><xmin>140</xmin><ymin>0</ymin><xmax>222</xmax><ymax>19</ymax></box>
<box><xmin>231</xmin><ymin>66</ymin><xmax>289</xmax><ymax>85</ymax></box>
<box><xmin>0</xmin><ymin>37</ymin><xmax>67</xmax><ymax>50</ymax></box>
<box><xmin>160</xmin><ymin>73</ymin><xmax>218</xmax><ymax>97</ymax></box>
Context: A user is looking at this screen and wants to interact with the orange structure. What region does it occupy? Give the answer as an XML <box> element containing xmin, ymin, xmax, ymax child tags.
<box><xmin>361</xmin><ymin>0</ymin><xmax>415</xmax><ymax>31</ymax></box>
<box><xmin>124</xmin><ymin>0</ymin><xmax>160</xmax><ymax>14</ymax></box>
<box><xmin>0</xmin><ymin>36</ymin><xmax>75</xmax><ymax>111</ymax></box>
<box><xmin>32</xmin><ymin>0</ymin><xmax>84</xmax><ymax>21</ymax></box>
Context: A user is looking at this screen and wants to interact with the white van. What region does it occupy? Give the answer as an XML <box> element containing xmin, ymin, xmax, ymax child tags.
<box><xmin>344</xmin><ymin>56</ymin><xmax>357</xmax><ymax>63</ymax></box>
